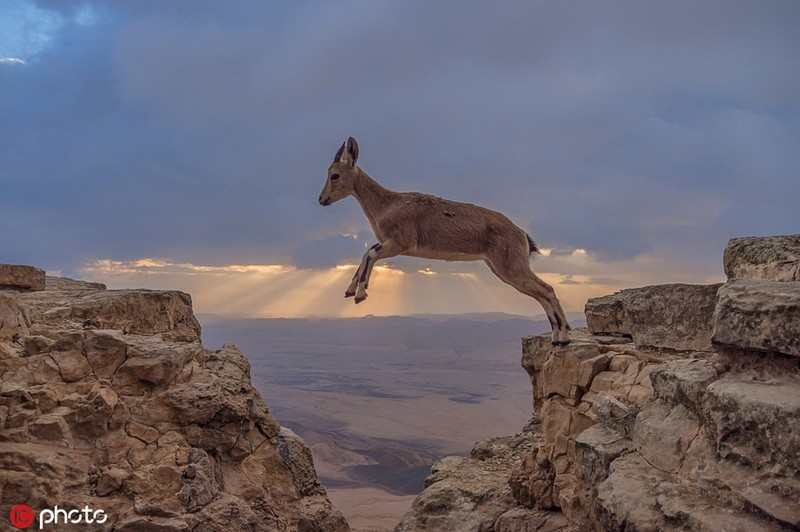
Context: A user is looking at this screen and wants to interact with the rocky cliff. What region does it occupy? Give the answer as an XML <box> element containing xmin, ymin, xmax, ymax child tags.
<box><xmin>0</xmin><ymin>266</ymin><xmax>349</xmax><ymax>531</ymax></box>
<box><xmin>397</xmin><ymin>234</ymin><xmax>800</xmax><ymax>531</ymax></box>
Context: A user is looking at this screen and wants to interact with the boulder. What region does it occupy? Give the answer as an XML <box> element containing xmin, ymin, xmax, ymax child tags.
<box><xmin>177</xmin><ymin>448</ymin><xmax>218</xmax><ymax>511</ymax></box>
<box><xmin>395</xmin><ymin>456</ymin><xmax>515</xmax><ymax>532</ymax></box>
<box><xmin>724</xmin><ymin>234</ymin><xmax>800</xmax><ymax>281</ymax></box>
<box><xmin>701</xmin><ymin>373</ymin><xmax>800</xmax><ymax>472</ymax></box>
<box><xmin>649</xmin><ymin>358</ymin><xmax>719</xmax><ymax>410</ymax></box>
<box><xmin>712</xmin><ymin>279</ymin><xmax>800</xmax><ymax>356</ymax></box>
<box><xmin>397</xmin><ymin>432</ymin><xmax>536</xmax><ymax>532</ymax></box>
<box><xmin>112</xmin><ymin>336</ymin><xmax>202</xmax><ymax>394</ymax></box>
<box><xmin>24</xmin><ymin>289</ymin><xmax>201</xmax><ymax>341</ymax></box>
<box><xmin>574</xmin><ymin>425</ymin><xmax>631</xmax><ymax>486</ymax></box>
<box><xmin>0</xmin><ymin>264</ymin><xmax>46</xmax><ymax>291</ymax></box>
<box><xmin>593</xmin><ymin>453</ymin><xmax>675</xmax><ymax>531</ymax></box>
<box><xmin>83</xmin><ymin>329</ymin><xmax>128</xmax><ymax>378</ymax></box>
<box><xmin>596</xmin><ymin>451</ymin><xmax>785</xmax><ymax>532</ymax></box>
<box><xmin>0</xmin><ymin>291</ymin><xmax>30</xmax><ymax>340</ymax></box>
<box><xmin>585</xmin><ymin>283</ymin><xmax>722</xmax><ymax>351</ymax></box>
<box><xmin>631</xmin><ymin>401</ymin><xmax>700</xmax><ymax>474</ymax></box>
<box><xmin>277</xmin><ymin>427</ymin><xmax>327</xmax><ymax>497</ymax></box>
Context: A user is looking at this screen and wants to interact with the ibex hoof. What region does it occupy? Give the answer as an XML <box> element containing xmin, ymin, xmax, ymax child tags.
<box><xmin>551</xmin><ymin>340</ymin><xmax>571</xmax><ymax>347</ymax></box>
<box><xmin>354</xmin><ymin>295</ymin><xmax>367</xmax><ymax>304</ymax></box>
<box><xmin>345</xmin><ymin>291</ymin><xmax>356</xmax><ymax>298</ymax></box>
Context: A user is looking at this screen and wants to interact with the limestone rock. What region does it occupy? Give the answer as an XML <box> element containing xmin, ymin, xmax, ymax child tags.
<box><xmin>585</xmin><ymin>283</ymin><xmax>721</xmax><ymax>351</ymax></box>
<box><xmin>83</xmin><ymin>329</ymin><xmax>128</xmax><ymax>378</ymax></box>
<box><xmin>45</xmin><ymin>275</ymin><xmax>107</xmax><ymax>290</ymax></box>
<box><xmin>509</xmin><ymin>445</ymin><xmax>556</xmax><ymax>510</ymax></box>
<box><xmin>493</xmin><ymin>508</ymin><xmax>575</xmax><ymax>532</ymax></box>
<box><xmin>23</xmin><ymin>334</ymin><xmax>55</xmax><ymax>356</ymax></box>
<box><xmin>649</xmin><ymin>358</ymin><xmax>719</xmax><ymax>409</ymax></box>
<box><xmin>397</xmin><ymin>433</ymin><xmax>535</xmax><ymax>532</ymax></box>
<box><xmin>24</xmin><ymin>288</ymin><xmax>201</xmax><ymax>341</ymax></box>
<box><xmin>177</xmin><ymin>448</ymin><xmax>218</xmax><ymax>511</ymax></box>
<box><xmin>0</xmin><ymin>264</ymin><xmax>46</xmax><ymax>291</ymax></box>
<box><xmin>574</xmin><ymin>424</ymin><xmax>630</xmax><ymax>487</ymax></box>
<box><xmin>0</xmin><ymin>273</ymin><xmax>349</xmax><ymax>531</ymax></box>
<box><xmin>593</xmin><ymin>450</ymin><xmax>789</xmax><ymax>531</ymax></box>
<box><xmin>112</xmin><ymin>336</ymin><xmax>202</xmax><ymax>394</ymax></box>
<box><xmin>0</xmin><ymin>291</ymin><xmax>30</xmax><ymax>340</ymax></box>
<box><xmin>724</xmin><ymin>234</ymin><xmax>800</xmax><ymax>281</ymax></box>
<box><xmin>594</xmin><ymin>453</ymin><xmax>680</xmax><ymax>531</ymax></box>
<box><xmin>702</xmin><ymin>373</ymin><xmax>800</xmax><ymax>473</ymax></box>
<box><xmin>277</xmin><ymin>427</ymin><xmax>327</xmax><ymax>497</ymax></box>
<box><xmin>408</xmin><ymin>232</ymin><xmax>800</xmax><ymax>531</ymax></box>
<box><xmin>516</xmin><ymin>313</ymin><xmax>797</xmax><ymax>531</ymax></box>
<box><xmin>396</xmin><ymin>462</ymin><xmax>512</xmax><ymax>531</ymax></box>
<box><xmin>712</xmin><ymin>279</ymin><xmax>800</xmax><ymax>356</ymax></box>
<box><xmin>632</xmin><ymin>401</ymin><xmax>700</xmax><ymax>474</ymax></box>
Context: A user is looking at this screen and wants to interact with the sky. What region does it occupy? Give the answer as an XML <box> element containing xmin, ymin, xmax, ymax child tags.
<box><xmin>1</xmin><ymin>0</ymin><xmax>798</xmax><ymax>318</ymax></box>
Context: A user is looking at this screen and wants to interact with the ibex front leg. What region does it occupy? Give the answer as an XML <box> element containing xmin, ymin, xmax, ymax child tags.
<box><xmin>345</xmin><ymin>243</ymin><xmax>381</xmax><ymax>299</ymax></box>
<box><xmin>346</xmin><ymin>241</ymin><xmax>403</xmax><ymax>304</ymax></box>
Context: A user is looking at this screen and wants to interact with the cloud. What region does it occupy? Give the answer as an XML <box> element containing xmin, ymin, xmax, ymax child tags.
<box><xmin>1</xmin><ymin>0</ymin><xmax>797</xmax><ymax>311</ymax></box>
<box><xmin>79</xmin><ymin>241</ymin><xmax>726</xmax><ymax>319</ymax></box>
<box><xmin>291</xmin><ymin>234</ymin><xmax>367</xmax><ymax>270</ymax></box>
<box><xmin>78</xmin><ymin>255</ymin><xmax>615</xmax><ymax>317</ymax></box>
<box><xmin>0</xmin><ymin>0</ymin><xmax>100</xmax><ymax>62</ymax></box>
<box><xmin>0</xmin><ymin>0</ymin><xmax>64</xmax><ymax>60</ymax></box>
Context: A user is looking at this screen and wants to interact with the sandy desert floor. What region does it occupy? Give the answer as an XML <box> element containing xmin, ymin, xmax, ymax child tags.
<box><xmin>328</xmin><ymin>487</ymin><xmax>416</xmax><ymax>531</ymax></box>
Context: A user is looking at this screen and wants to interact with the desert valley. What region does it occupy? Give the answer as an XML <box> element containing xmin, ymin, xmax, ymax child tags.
<box><xmin>199</xmin><ymin>313</ymin><xmax>583</xmax><ymax>529</ymax></box>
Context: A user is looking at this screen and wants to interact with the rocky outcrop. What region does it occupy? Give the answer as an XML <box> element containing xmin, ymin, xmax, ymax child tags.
<box><xmin>0</xmin><ymin>271</ymin><xmax>348</xmax><ymax>530</ymax></box>
<box><xmin>399</xmin><ymin>234</ymin><xmax>800</xmax><ymax>531</ymax></box>
<box><xmin>712</xmin><ymin>279</ymin><xmax>800</xmax><ymax>357</ymax></box>
<box><xmin>584</xmin><ymin>283</ymin><xmax>721</xmax><ymax>352</ymax></box>
<box><xmin>724</xmin><ymin>234</ymin><xmax>800</xmax><ymax>282</ymax></box>
<box><xmin>0</xmin><ymin>264</ymin><xmax>46</xmax><ymax>292</ymax></box>
<box><xmin>396</xmin><ymin>429</ymin><xmax>572</xmax><ymax>532</ymax></box>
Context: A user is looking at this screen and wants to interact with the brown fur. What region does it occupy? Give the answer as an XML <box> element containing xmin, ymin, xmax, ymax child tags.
<box><xmin>319</xmin><ymin>137</ymin><xmax>570</xmax><ymax>345</ymax></box>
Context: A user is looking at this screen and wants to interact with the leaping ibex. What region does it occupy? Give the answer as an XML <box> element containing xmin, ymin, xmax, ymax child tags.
<box><xmin>318</xmin><ymin>137</ymin><xmax>571</xmax><ymax>345</ymax></box>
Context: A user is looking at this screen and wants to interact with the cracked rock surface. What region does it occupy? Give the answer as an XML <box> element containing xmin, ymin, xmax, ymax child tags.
<box><xmin>398</xmin><ymin>235</ymin><xmax>800</xmax><ymax>531</ymax></box>
<box><xmin>0</xmin><ymin>274</ymin><xmax>349</xmax><ymax>531</ymax></box>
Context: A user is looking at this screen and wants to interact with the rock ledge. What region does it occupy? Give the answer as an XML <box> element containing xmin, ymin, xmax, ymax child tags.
<box><xmin>0</xmin><ymin>268</ymin><xmax>349</xmax><ymax>531</ymax></box>
<box><xmin>399</xmin><ymin>234</ymin><xmax>800</xmax><ymax>531</ymax></box>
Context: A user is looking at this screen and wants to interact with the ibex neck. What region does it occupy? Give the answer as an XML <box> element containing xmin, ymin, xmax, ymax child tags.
<box><xmin>352</xmin><ymin>168</ymin><xmax>398</xmax><ymax>224</ymax></box>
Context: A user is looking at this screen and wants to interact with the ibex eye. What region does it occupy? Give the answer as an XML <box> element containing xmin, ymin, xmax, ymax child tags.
<box><xmin>331</xmin><ymin>173</ymin><xmax>340</xmax><ymax>180</ymax></box>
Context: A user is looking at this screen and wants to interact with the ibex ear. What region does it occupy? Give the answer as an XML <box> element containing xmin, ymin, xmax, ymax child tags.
<box><xmin>333</xmin><ymin>142</ymin><xmax>345</xmax><ymax>163</ymax></box>
<box><xmin>340</xmin><ymin>136</ymin><xmax>359</xmax><ymax>167</ymax></box>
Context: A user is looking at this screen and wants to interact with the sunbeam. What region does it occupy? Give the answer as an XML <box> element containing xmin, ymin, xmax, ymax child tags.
<box><xmin>80</xmin><ymin>249</ymin><xmax>722</xmax><ymax>318</ymax></box>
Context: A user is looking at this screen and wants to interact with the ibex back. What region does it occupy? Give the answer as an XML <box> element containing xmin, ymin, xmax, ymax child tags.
<box><xmin>319</xmin><ymin>137</ymin><xmax>571</xmax><ymax>346</ymax></box>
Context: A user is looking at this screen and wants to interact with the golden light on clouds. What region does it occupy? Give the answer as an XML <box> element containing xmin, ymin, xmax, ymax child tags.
<box><xmin>80</xmin><ymin>250</ymin><xmax>723</xmax><ymax>319</ymax></box>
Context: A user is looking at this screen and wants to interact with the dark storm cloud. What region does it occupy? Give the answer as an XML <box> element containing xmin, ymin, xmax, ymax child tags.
<box><xmin>1</xmin><ymin>1</ymin><xmax>798</xmax><ymax>276</ymax></box>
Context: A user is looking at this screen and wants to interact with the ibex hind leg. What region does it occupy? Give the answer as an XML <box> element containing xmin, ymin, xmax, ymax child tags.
<box><xmin>485</xmin><ymin>259</ymin><xmax>571</xmax><ymax>346</ymax></box>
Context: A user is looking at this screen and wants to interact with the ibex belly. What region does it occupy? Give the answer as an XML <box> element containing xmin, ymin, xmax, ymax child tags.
<box><xmin>405</xmin><ymin>247</ymin><xmax>484</xmax><ymax>262</ymax></box>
